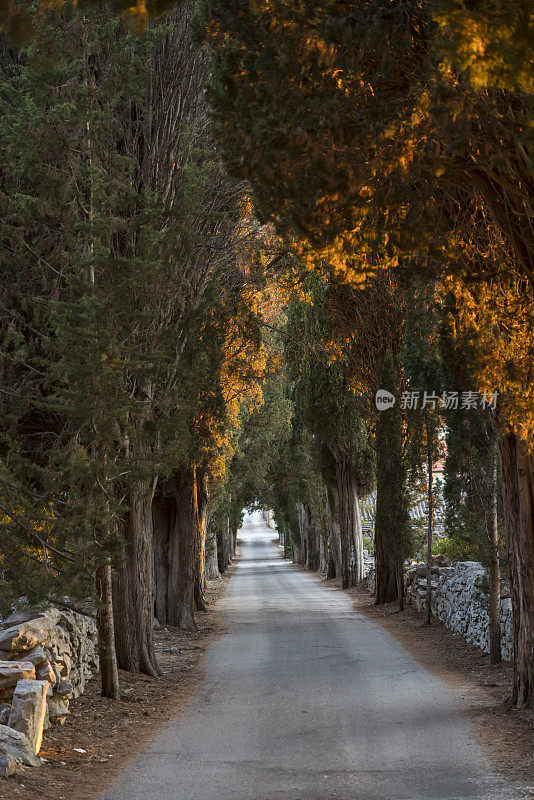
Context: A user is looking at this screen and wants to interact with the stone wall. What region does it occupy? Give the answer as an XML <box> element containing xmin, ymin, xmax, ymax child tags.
<box><xmin>0</xmin><ymin>605</ymin><xmax>98</xmax><ymax>773</ymax></box>
<box><xmin>363</xmin><ymin>551</ymin><xmax>375</xmax><ymax>592</ymax></box>
<box><xmin>363</xmin><ymin>558</ymin><xmax>513</xmax><ymax>661</ymax></box>
<box><xmin>405</xmin><ymin>561</ymin><xmax>513</xmax><ymax>661</ymax></box>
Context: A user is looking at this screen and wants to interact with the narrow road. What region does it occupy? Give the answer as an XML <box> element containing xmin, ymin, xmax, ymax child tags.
<box><xmin>103</xmin><ymin>514</ymin><xmax>512</xmax><ymax>800</ymax></box>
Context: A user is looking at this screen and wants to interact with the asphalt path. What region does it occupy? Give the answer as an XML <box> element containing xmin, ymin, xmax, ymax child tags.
<box><xmin>102</xmin><ymin>512</ymin><xmax>513</xmax><ymax>800</ymax></box>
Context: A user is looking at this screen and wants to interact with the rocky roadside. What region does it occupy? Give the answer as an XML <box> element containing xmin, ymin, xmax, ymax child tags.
<box><xmin>0</xmin><ymin>563</ymin><xmax>236</xmax><ymax>800</ymax></box>
<box><xmin>363</xmin><ymin>554</ymin><xmax>514</xmax><ymax>662</ymax></box>
<box><xmin>403</xmin><ymin>560</ymin><xmax>514</xmax><ymax>661</ymax></box>
<box><xmin>0</xmin><ymin>605</ymin><xmax>99</xmax><ymax>777</ymax></box>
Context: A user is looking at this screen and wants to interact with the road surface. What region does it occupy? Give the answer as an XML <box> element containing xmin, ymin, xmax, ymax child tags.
<box><xmin>103</xmin><ymin>513</ymin><xmax>513</xmax><ymax>800</ymax></box>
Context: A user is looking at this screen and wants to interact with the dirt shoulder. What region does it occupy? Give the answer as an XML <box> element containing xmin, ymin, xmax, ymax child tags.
<box><xmin>0</xmin><ymin>563</ymin><xmax>237</xmax><ymax>800</ymax></box>
<box><xmin>322</xmin><ymin>575</ymin><xmax>534</xmax><ymax>787</ymax></box>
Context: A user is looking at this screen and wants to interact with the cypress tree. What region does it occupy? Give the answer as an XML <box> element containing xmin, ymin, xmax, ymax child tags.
<box><xmin>285</xmin><ymin>274</ymin><xmax>375</xmax><ymax>588</ymax></box>
<box><xmin>403</xmin><ymin>282</ymin><xmax>444</xmax><ymax>624</ymax></box>
<box><xmin>374</xmin><ymin>352</ymin><xmax>412</xmax><ymax>609</ymax></box>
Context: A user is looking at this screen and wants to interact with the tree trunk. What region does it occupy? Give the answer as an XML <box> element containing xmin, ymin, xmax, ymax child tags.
<box><xmin>335</xmin><ymin>456</ymin><xmax>364</xmax><ymax>589</ymax></box>
<box><xmin>217</xmin><ymin>516</ymin><xmax>232</xmax><ymax>573</ymax></box>
<box><xmin>319</xmin><ymin>527</ymin><xmax>328</xmax><ymax>572</ymax></box>
<box><xmin>283</xmin><ymin>521</ymin><xmax>293</xmax><ymax>560</ymax></box>
<box><xmin>95</xmin><ymin>561</ymin><xmax>120</xmax><ymax>700</ymax></box>
<box><xmin>296</xmin><ymin>502</ymin><xmax>307</xmax><ymax>566</ymax></box>
<box><xmin>290</xmin><ymin>507</ymin><xmax>302</xmax><ymax>565</ymax></box>
<box><xmin>205</xmin><ymin>525</ymin><xmax>221</xmax><ymax>580</ymax></box>
<box><xmin>326</xmin><ymin>489</ymin><xmax>342</xmax><ymax>579</ymax></box>
<box><xmin>194</xmin><ymin>468</ymin><xmax>209</xmax><ymax>611</ymax></box>
<box><xmin>488</xmin><ymin>447</ymin><xmax>501</xmax><ymax>664</ymax></box>
<box><xmin>231</xmin><ymin>523</ymin><xmax>238</xmax><ymax>558</ymax></box>
<box><xmin>152</xmin><ymin>467</ymin><xmax>199</xmax><ymax>631</ymax></box>
<box><xmin>374</xmin><ymin>519</ymin><xmax>397</xmax><ymax>604</ymax></box>
<box><xmin>296</xmin><ymin>503</ymin><xmax>321</xmax><ymax>571</ymax></box>
<box><xmin>216</xmin><ymin>522</ymin><xmax>225</xmax><ymax>573</ymax></box>
<box><xmin>153</xmin><ymin>491</ymin><xmax>174</xmax><ymax>624</ymax></box>
<box><xmin>499</xmin><ymin>431</ymin><xmax>534</xmax><ymax>708</ymax></box>
<box><xmin>327</xmin><ymin>551</ymin><xmax>336</xmax><ymax>579</ymax></box>
<box><xmin>85</xmin><ymin>124</ymin><xmax>120</xmax><ymax>698</ymax></box>
<box><xmin>425</xmin><ymin>418</ymin><xmax>434</xmax><ymax>626</ymax></box>
<box><xmin>170</xmin><ymin>467</ymin><xmax>197</xmax><ymax>629</ymax></box>
<box><xmin>309</xmin><ymin>515</ymin><xmax>321</xmax><ymax>571</ymax></box>
<box><xmin>396</xmin><ymin>563</ymin><xmax>405</xmax><ymax>612</ymax></box>
<box><xmin>113</xmin><ymin>483</ymin><xmax>159</xmax><ymax>677</ymax></box>
<box><xmin>278</xmin><ymin>521</ymin><xmax>285</xmax><ymax>550</ymax></box>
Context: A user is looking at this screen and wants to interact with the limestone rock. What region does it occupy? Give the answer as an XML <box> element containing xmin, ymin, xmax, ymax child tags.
<box><xmin>51</xmin><ymin>662</ymin><xmax>62</xmax><ymax>686</ymax></box>
<box><xmin>0</xmin><ymin>753</ymin><xmax>23</xmax><ymax>777</ymax></box>
<box><xmin>404</xmin><ymin>560</ymin><xmax>513</xmax><ymax>661</ymax></box>
<box><xmin>36</xmin><ymin>660</ymin><xmax>56</xmax><ymax>685</ymax></box>
<box><xmin>0</xmin><ymin>704</ymin><xmax>10</xmax><ymax>725</ymax></box>
<box><xmin>47</xmin><ymin>696</ymin><xmax>69</xmax><ymax>725</ymax></box>
<box><xmin>8</xmin><ymin>680</ymin><xmax>48</xmax><ymax>754</ymax></box>
<box><xmin>17</xmin><ymin>645</ymin><xmax>48</xmax><ymax>668</ymax></box>
<box><xmin>0</xmin><ymin>626</ymin><xmax>38</xmax><ymax>653</ymax></box>
<box><xmin>0</xmin><ymin>605</ymin><xmax>98</xmax><ymax>697</ymax></box>
<box><xmin>44</xmin><ymin>645</ymin><xmax>58</xmax><ymax>663</ymax></box>
<box><xmin>2</xmin><ymin>610</ymin><xmax>45</xmax><ymax>627</ymax></box>
<box><xmin>0</xmin><ymin>662</ymin><xmax>35</xmax><ymax>689</ymax></box>
<box><xmin>0</xmin><ymin>724</ymin><xmax>41</xmax><ymax>767</ymax></box>
<box><xmin>56</xmin><ymin>679</ymin><xmax>73</xmax><ymax>697</ymax></box>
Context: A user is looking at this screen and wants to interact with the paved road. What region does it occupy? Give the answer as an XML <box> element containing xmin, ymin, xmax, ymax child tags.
<box><xmin>103</xmin><ymin>514</ymin><xmax>513</xmax><ymax>800</ymax></box>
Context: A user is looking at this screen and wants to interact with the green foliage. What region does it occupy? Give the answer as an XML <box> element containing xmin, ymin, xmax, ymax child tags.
<box><xmin>409</xmin><ymin>479</ymin><xmax>445</xmax><ymax>560</ymax></box>
<box><xmin>0</xmin><ymin>5</ymin><xmax>264</xmax><ymax>611</ymax></box>
<box><xmin>375</xmin><ymin>353</ymin><xmax>413</xmax><ymax>566</ymax></box>
<box><xmin>439</xmin><ymin>310</ymin><xmax>502</xmax><ymax>565</ymax></box>
<box><xmin>285</xmin><ymin>274</ymin><xmax>375</xmax><ymax>492</ymax></box>
<box><xmin>0</xmin><ymin>11</ymin><xmax>151</xmax><ymax>606</ymax></box>
<box><xmin>0</xmin><ymin>0</ymin><xmax>525</xmax><ymax>626</ymax></box>
<box><xmin>402</xmin><ymin>281</ymin><xmax>444</xmax><ymax>483</ymax></box>
<box><xmin>209</xmin><ymin>358</ymin><xmax>294</xmax><ymax>536</ymax></box>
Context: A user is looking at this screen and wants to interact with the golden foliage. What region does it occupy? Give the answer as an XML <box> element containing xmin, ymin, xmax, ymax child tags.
<box><xmin>444</xmin><ymin>274</ymin><xmax>534</xmax><ymax>444</ymax></box>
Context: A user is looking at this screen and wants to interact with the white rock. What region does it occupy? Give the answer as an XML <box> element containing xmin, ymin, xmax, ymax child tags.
<box><xmin>404</xmin><ymin>560</ymin><xmax>513</xmax><ymax>661</ymax></box>
<box><xmin>0</xmin><ymin>753</ymin><xmax>23</xmax><ymax>777</ymax></box>
<box><xmin>56</xmin><ymin>679</ymin><xmax>73</xmax><ymax>697</ymax></box>
<box><xmin>43</xmin><ymin>701</ymin><xmax>51</xmax><ymax>731</ymax></box>
<box><xmin>0</xmin><ymin>661</ymin><xmax>36</xmax><ymax>689</ymax></box>
<box><xmin>47</xmin><ymin>696</ymin><xmax>69</xmax><ymax>725</ymax></box>
<box><xmin>0</xmin><ymin>606</ymin><xmax>98</xmax><ymax>697</ymax></box>
<box><xmin>0</xmin><ymin>724</ymin><xmax>41</xmax><ymax>766</ymax></box>
<box><xmin>0</xmin><ymin>626</ymin><xmax>38</xmax><ymax>653</ymax></box>
<box><xmin>0</xmin><ymin>703</ymin><xmax>10</xmax><ymax>725</ymax></box>
<box><xmin>36</xmin><ymin>661</ymin><xmax>56</xmax><ymax>685</ymax></box>
<box><xmin>8</xmin><ymin>680</ymin><xmax>49</xmax><ymax>754</ymax></box>
<box><xmin>2</xmin><ymin>610</ymin><xmax>45</xmax><ymax>627</ymax></box>
<box><xmin>52</xmin><ymin>663</ymin><xmax>62</xmax><ymax>685</ymax></box>
<box><xmin>18</xmin><ymin>645</ymin><xmax>48</xmax><ymax>667</ymax></box>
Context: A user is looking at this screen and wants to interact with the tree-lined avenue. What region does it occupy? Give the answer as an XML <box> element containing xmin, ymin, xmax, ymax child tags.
<box><xmin>102</xmin><ymin>513</ymin><xmax>512</xmax><ymax>800</ymax></box>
